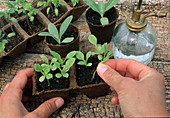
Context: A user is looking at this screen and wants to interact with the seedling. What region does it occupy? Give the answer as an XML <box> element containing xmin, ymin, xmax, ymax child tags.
<box><xmin>39</xmin><ymin>15</ymin><xmax>74</xmax><ymax>44</ymax></box>
<box><xmin>37</xmin><ymin>0</ymin><xmax>64</xmax><ymax>16</ymax></box>
<box><xmin>71</xmin><ymin>0</ymin><xmax>79</xmax><ymax>7</ymax></box>
<box><xmin>50</xmin><ymin>50</ymin><xmax>76</xmax><ymax>79</ymax></box>
<box><xmin>88</xmin><ymin>34</ymin><xmax>113</xmax><ymax>80</ymax></box>
<box><xmin>76</xmin><ymin>51</ymin><xmax>92</xmax><ymax>67</ymax></box>
<box><xmin>84</xmin><ymin>0</ymin><xmax>120</xmax><ymax>25</ymax></box>
<box><xmin>0</xmin><ymin>30</ymin><xmax>16</xmax><ymax>52</ymax></box>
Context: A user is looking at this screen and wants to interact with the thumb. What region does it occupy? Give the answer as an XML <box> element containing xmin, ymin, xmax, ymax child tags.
<box><xmin>97</xmin><ymin>63</ymin><xmax>127</xmax><ymax>92</ymax></box>
<box><xmin>32</xmin><ymin>97</ymin><xmax>64</xmax><ymax>118</ymax></box>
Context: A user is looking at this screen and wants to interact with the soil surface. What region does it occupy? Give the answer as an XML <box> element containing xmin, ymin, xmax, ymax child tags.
<box><xmin>42</xmin><ymin>7</ymin><xmax>65</xmax><ymax>23</ymax></box>
<box><xmin>46</xmin><ymin>27</ymin><xmax>78</xmax><ymax>45</ymax></box>
<box><xmin>19</xmin><ymin>17</ymin><xmax>45</xmax><ymax>35</ymax></box>
<box><xmin>4</xmin><ymin>27</ymin><xmax>24</xmax><ymax>52</ymax></box>
<box><xmin>37</xmin><ymin>70</ymin><xmax>70</xmax><ymax>92</ymax></box>
<box><xmin>87</xmin><ymin>7</ymin><xmax>117</xmax><ymax>25</ymax></box>
<box><xmin>0</xmin><ymin>18</ymin><xmax>8</xmax><ymax>28</ymax></box>
<box><xmin>65</xmin><ymin>0</ymin><xmax>83</xmax><ymax>7</ymax></box>
<box><xmin>76</xmin><ymin>57</ymin><xmax>104</xmax><ymax>86</ymax></box>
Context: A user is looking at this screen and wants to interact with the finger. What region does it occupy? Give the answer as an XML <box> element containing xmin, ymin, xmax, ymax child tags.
<box><xmin>32</xmin><ymin>97</ymin><xmax>64</xmax><ymax>118</ymax></box>
<box><xmin>97</xmin><ymin>63</ymin><xmax>130</xmax><ymax>91</ymax></box>
<box><xmin>111</xmin><ymin>94</ymin><xmax>119</xmax><ymax>105</ymax></box>
<box><xmin>12</xmin><ymin>68</ymin><xmax>34</xmax><ymax>90</ymax></box>
<box><xmin>110</xmin><ymin>87</ymin><xmax>115</xmax><ymax>91</ymax></box>
<box><xmin>105</xmin><ymin>59</ymin><xmax>152</xmax><ymax>80</ymax></box>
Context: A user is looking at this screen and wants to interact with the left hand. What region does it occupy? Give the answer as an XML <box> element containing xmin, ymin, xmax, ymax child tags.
<box><xmin>0</xmin><ymin>68</ymin><xmax>64</xmax><ymax>118</ymax></box>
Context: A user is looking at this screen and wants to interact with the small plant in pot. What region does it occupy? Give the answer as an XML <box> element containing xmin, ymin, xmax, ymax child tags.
<box><xmin>75</xmin><ymin>34</ymin><xmax>113</xmax><ymax>98</ymax></box>
<box><xmin>33</xmin><ymin>50</ymin><xmax>77</xmax><ymax>99</ymax></box>
<box><xmin>64</xmin><ymin>0</ymin><xmax>88</xmax><ymax>21</ymax></box>
<box><xmin>38</xmin><ymin>15</ymin><xmax>79</xmax><ymax>57</ymax></box>
<box><xmin>84</xmin><ymin>0</ymin><xmax>119</xmax><ymax>44</ymax></box>
<box><xmin>37</xmin><ymin>0</ymin><xmax>67</xmax><ymax>23</ymax></box>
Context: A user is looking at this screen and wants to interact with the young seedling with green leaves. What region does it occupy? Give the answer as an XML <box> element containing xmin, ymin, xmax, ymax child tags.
<box><xmin>37</xmin><ymin>0</ymin><xmax>64</xmax><ymax>16</ymax></box>
<box><xmin>76</xmin><ymin>51</ymin><xmax>92</xmax><ymax>67</ymax></box>
<box><xmin>88</xmin><ymin>34</ymin><xmax>113</xmax><ymax>63</ymax></box>
<box><xmin>50</xmin><ymin>50</ymin><xmax>76</xmax><ymax>79</ymax></box>
<box><xmin>34</xmin><ymin>55</ymin><xmax>59</xmax><ymax>86</ymax></box>
<box><xmin>0</xmin><ymin>30</ymin><xmax>16</xmax><ymax>52</ymax></box>
<box><xmin>39</xmin><ymin>15</ymin><xmax>74</xmax><ymax>45</ymax></box>
<box><xmin>84</xmin><ymin>0</ymin><xmax>120</xmax><ymax>25</ymax></box>
<box><xmin>71</xmin><ymin>0</ymin><xmax>79</xmax><ymax>7</ymax></box>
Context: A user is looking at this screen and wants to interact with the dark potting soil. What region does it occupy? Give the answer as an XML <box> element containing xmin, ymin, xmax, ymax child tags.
<box><xmin>4</xmin><ymin>28</ymin><xmax>24</xmax><ymax>52</ymax></box>
<box><xmin>19</xmin><ymin>17</ymin><xmax>45</xmax><ymax>35</ymax></box>
<box><xmin>37</xmin><ymin>70</ymin><xmax>70</xmax><ymax>92</ymax></box>
<box><xmin>46</xmin><ymin>28</ymin><xmax>78</xmax><ymax>45</ymax></box>
<box><xmin>0</xmin><ymin>18</ymin><xmax>8</xmax><ymax>28</ymax></box>
<box><xmin>42</xmin><ymin>7</ymin><xmax>65</xmax><ymax>23</ymax></box>
<box><xmin>87</xmin><ymin>7</ymin><xmax>117</xmax><ymax>25</ymax></box>
<box><xmin>64</xmin><ymin>0</ymin><xmax>83</xmax><ymax>7</ymax></box>
<box><xmin>76</xmin><ymin>58</ymin><xmax>104</xmax><ymax>86</ymax></box>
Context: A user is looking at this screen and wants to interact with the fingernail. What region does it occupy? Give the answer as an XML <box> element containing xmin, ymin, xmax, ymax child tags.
<box><xmin>97</xmin><ymin>63</ymin><xmax>108</xmax><ymax>75</ymax></box>
<box><xmin>4</xmin><ymin>83</ymin><xmax>10</xmax><ymax>90</ymax></box>
<box><xmin>55</xmin><ymin>97</ymin><xmax>64</xmax><ymax>108</ymax></box>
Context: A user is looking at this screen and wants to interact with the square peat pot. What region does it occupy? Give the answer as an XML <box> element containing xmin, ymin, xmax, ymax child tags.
<box><xmin>32</xmin><ymin>61</ymin><xmax>77</xmax><ymax>100</ymax></box>
<box><xmin>0</xmin><ymin>23</ymin><xmax>29</xmax><ymax>58</ymax></box>
<box><xmin>76</xmin><ymin>56</ymin><xmax>110</xmax><ymax>99</ymax></box>
<box><xmin>64</xmin><ymin>0</ymin><xmax>88</xmax><ymax>22</ymax></box>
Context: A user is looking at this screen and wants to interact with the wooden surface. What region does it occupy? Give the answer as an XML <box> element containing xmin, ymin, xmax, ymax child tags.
<box><xmin>0</xmin><ymin>0</ymin><xmax>170</xmax><ymax>117</ymax></box>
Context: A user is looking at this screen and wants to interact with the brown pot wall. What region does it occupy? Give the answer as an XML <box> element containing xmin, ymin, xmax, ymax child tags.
<box><xmin>45</xmin><ymin>23</ymin><xmax>80</xmax><ymax>57</ymax></box>
<box><xmin>86</xmin><ymin>7</ymin><xmax>119</xmax><ymax>44</ymax></box>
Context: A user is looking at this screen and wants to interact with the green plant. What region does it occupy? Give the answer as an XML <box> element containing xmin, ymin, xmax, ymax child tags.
<box><xmin>76</xmin><ymin>51</ymin><xmax>92</xmax><ymax>67</ymax></box>
<box><xmin>0</xmin><ymin>31</ymin><xmax>16</xmax><ymax>52</ymax></box>
<box><xmin>88</xmin><ymin>34</ymin><xmax>113</xmax><ymax>63</ymax></box>
<box><xmin>38</xmin><ymin>15</ymin><xmax>74</xmax><ymax>44</ymax></box>
<box><xmin>84</xmin><ymin>0</ymin><xmax>119</xmax><ymax>25</ymax></box>
<box><xmin>37</xmin><ymin>0</ymin><xmax>64</xmax><ymax>16</ymax></box>
<box><xmin>71</xmin><ymin>0</ymin><xmax>79</xmax><ymax>7</ymax></box>
<box><xmin>34</xmin><ymin>55</ymin><xmax>58</xmax><ymax>86</ymax></box>
<box><xmin>50</xmin><ymin>50</ymin><xmax>76</xmax><ymax>78</ymax></box>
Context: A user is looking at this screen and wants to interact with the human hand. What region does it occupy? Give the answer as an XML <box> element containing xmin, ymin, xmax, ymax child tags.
<box><xmin>97</xmin><ymin>59</ymin><xmax>169</xmax><ymax>117</ymax></box>
<box><xmin>0</xmin><ymin>68</ymin><xmax>64</xmax><ymax>118</ymax></box>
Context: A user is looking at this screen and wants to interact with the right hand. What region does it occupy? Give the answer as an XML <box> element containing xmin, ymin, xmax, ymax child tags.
<box><xmin>97</xmin><ymin>59</ymin><xmax>169</xmax><ymax>117</ymax></box>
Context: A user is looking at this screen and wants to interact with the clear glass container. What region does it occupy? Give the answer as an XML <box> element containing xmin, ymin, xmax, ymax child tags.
<box><xmin>112</xmin><ymin>21</ymin><xmax>157</xmax><ymax>65</ymax></box>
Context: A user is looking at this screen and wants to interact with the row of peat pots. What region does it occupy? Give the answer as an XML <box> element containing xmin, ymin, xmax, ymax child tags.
<box><xmin>0</xmin><ymin>0</ymin><xmax>119</xmax><ymax>99</ymax></box>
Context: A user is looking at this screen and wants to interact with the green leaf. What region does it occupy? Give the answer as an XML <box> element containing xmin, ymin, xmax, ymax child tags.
<box><xmin>34</xmin><ymin>63</ymin><xmax>42</xmax><ymax>72</ymax></box>
<box><xmin>40</xmin><ymin>55</ymin><xmax>49</xmax><ymax>64</ymax></box>
<box><xmin>106</xmin><ymin>50</ymin><xmax>114</xmax><ymax>58</ymax></box>
<box><xmin>38</xmin><ymin>32</ymin><xmax>53</xmax><ymax>37</ymax></box>
<box><xmin>65</xmin><ymin>51</ymin><xmax>77</xmax><ymax>59</ymax></box>
<box><xmin>54</xmin><ymin>8</ymin><xmax>58</xmax><ymax>16</ymax></box>
<box><xmin>50</xmin><ymin>65</ymin><xmax>57</xmax><ymax>71</ymax></box>
<box><xmin>88</xmin><ymin>34</ymin><xmax>97</xmax><ymax>46</ymax></box>
<box><xmin>76</xmin><ymin>51</ymin><xmax>84</xmax><ymax>60</ymax></box>
<box><xmin>46</xmin><ymin>73</ymin><xmax>53</xmax><ymax>79</ymax></box>
<box><xmin>30</xmin><ymin>16</ymin><xmax>34</xmax><ymax>22</ymax></box>
<box><xmin>50</xmin><ymin>50</ymin><xmax>63</xmax><ymax>64</ymax></box>
<box><xmin>100</xmin><ymin>17</ymin><xmax>109</xmax><ymax>25</ymax></box>
<box><xmin>84</xmin><ymin>0</ymin><xmax>100</xmax><ymax>14</ymax></box>
<box><xmin>91</xmin><ymin>52</ymin><xmax>97</xmax><ymax>55</ymax></box>
<box><xmin>9</xmin><ymin>9</ymin><xmax>15</xmax><ymax>14</ymax></box>
<box><xmin>39</xmin><ymin>75</ymin><xmax>45</xmax><ymax>82</ymax></box>
<box><xmin>10</xmin><ymin>17</ymin><xmax>18</xmax><ymax>23</ymax></box>
<box><xmin>55</xmin><ymin>73</ymin><xmax>62</xmax><ymax>78</ymax></box>
<box><xmin>48</xmin><ymin>23</ymin><xmax>60</xmax><ymax>44</ymax></box>
<box><xmin>86</xmin><ymin>51</ymin><xmax>92</xmax><ymax>61</ymax></box>
<box><xmin>41</xmin><ymin>64</ymin><xmax>50</xmax><ymax>74</ymax></box>
<box><xmin>59</xmin><ymin>15</ymin><xmax>73</xmax><ymax>39</ymax></box>
<box><xmin>64</xmin><ymin>58</ymin><xmax>75</xmax><ymax>70</ymax></box>
<box><xmin>61</xmin><ymin>37</ymin><xmax>74</xmax><ymax>43</ymax></box>
<box><xmin>98</xmin><ymin>55</ymin><xmax>103</xmax><ymax>61</ymax></box>
<box><xmin>7</xmin><ymin>33</ymin><xmax>16</xmax><ymax>38</ymax></box>
<box><xmin>37</xmin><ymin>1</ymin><xmax>43</xmax><ymax>7</ymax></box>
<box><xmin>77</xmin><ymin>61</ymin><xmax>85</xmax><ymax>65</ymax></box>
<box><xmin>46</xmin><ymin>7</ymin><xmax>50</xmax><ymax>14</ymax></box>
<box><xmin>87</xmin><ymin>63</ymin><xmax>92</xmax><ymax>67</ymax></box>
<box><xmin>105</xmin><ymin>0</ymin><xmax>120</xmax><ymax>12</ymax></box>
<box><xmin>63</xmin><ymin>73</ymin><xmax>69</xmax><ymax>78</ymax></box>
<box><xmin>98</xmin><ymin>2</ymin><xmax>105</xmax><ymax>17</ymax></box>
<box><xmin>2</xmin><ymin>40</ymin><xmax>8</xmax><ymax>44</ymax></box>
